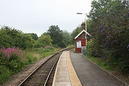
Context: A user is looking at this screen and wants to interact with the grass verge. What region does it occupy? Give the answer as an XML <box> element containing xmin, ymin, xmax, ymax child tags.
<box><xmin>85</xmin><ymin>55</ymin><xmax>114</xmax><ymax>71</ymax></box>
<box><xmin>0</xmin><ymin>47</ymin><xmax>58</xmax><ymax>84</ymax></box>
<box><xmin>23</xmin><ymin>48</ymin><xmax>59</xmax><ymax>64</ymax></box>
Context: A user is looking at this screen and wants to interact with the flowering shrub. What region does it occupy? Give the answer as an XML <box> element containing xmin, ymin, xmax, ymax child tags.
<box><xmin>0</xmin><ymin>48</ymin><xmax>23</xmax><ymax>60</ymax></box>
<box><xmin>0</xmin><ymin>48</ymin><xmax>25</xmax><ymax>73</ymax></box>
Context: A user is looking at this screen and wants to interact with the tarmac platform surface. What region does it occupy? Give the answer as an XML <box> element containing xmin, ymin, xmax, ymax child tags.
<box><xmin>70</xmin><ymin>52</ymin><xmax>127</xmax><ymax>86</ymax></box>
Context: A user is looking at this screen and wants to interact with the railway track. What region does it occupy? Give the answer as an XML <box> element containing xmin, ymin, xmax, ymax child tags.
<box><xmin>18</xmin><ymin>52</ymin><xmax>62</xmax><ymax>86</ymax></box>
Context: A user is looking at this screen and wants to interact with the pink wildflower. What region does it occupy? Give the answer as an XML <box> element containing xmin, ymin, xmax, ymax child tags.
<box><xmin>0</xmin><ymin>48</ymin><xmax>23</xmax><ymax>59</ymax></box>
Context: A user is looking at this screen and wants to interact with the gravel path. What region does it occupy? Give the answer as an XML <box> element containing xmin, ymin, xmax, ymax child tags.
<box><xmin>70</xmin><ymin>52</ymin><xmax>128</xmax><ymax>86</ymax></box>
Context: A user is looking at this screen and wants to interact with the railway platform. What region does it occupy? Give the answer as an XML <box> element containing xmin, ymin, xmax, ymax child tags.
<box><xmin>70</xmin><ymin>52</ymin><xmax>128</xmax><ymax>86</ymax></box>
<box><xmin>52</xmin><ymin>51</ymin><xmax>82</xmax><ymax>86</ymax></box>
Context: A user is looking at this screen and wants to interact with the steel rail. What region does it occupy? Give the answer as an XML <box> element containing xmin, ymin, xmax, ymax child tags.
<box><xmin>17</xmin><ymin>48</ymin><xmax>72</xmax><ymax>86</ymax></box>
<box><xmin>17</xmin><ymin>53</ymin><xmax>59</xmax><ymax>86</ymax></box>
<box><xmin>43</xmin><ymin>58</ymin><xmax>58</xmax><ymax>86</ymax></box>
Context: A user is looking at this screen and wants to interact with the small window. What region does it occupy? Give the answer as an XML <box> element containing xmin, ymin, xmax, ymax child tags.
<box><xmin>76</xmin><ymin>41</ymin><xmax>81</xmax><ymax>48</ymax></box>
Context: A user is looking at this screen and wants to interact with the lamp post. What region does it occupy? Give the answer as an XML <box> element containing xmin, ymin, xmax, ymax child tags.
<box><xmin>76</xmin><ymin>12</ymin><xmax>88</xmax><ymax>54</ymax></box>
<box><xmin>76</xmin><ymin>12</ymin><xmax>87</xmax><ymax>31</ymax></box>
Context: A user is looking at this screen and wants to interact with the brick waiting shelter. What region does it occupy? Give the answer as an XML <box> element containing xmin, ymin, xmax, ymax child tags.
<box><xmin>74</xmin><ymin>29</ymin><xmax>91</xmax><ymax>53</ymax></box>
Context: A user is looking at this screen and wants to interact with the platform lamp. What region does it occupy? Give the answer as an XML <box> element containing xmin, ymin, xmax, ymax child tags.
<box><xmin>76</xmin><ymin>12</ymin><xmax>87</xmax><ymax>32</ymax></box>
<box><xmin>76</xmin><ymin>12</ymin><xmax>88</xmax><ymax>54</ymax></box>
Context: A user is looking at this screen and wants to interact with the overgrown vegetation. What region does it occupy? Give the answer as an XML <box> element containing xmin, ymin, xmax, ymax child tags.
<box><xmin>83</xmin><ymin>41</ymin><xmax>114</xmax><ymax>71</ymax></box>
<box><xmin>0</xmin><ymin>27</ymin><xmax>34</xmax><ymax>49</ymax></box>
<box><xmin>0</xmin><ymin>48</ymin><xmax>24</xmax><ymax>83</ymax></box>
<box><xmin>87</xmin><ymin>0</ymin><xmax>129</xmax><ymax>74</ymax></box>
<box><xmin>0</xmin><ymin>47</ymin><xmax>57</xmax><ymax>84</ymax></box>
<box><xmin>35</xmin><ymin>34</ymin><xmax>52</xmax><ymax>48</ymax></box>
<box><xmin>0</xmin><ymin>25</ymin><xmax>72</xmax><ymax>84</ymax></box>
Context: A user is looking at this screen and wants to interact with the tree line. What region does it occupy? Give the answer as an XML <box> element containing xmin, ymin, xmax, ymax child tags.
<box><xmin>0</xmin><ymin>25</ymin><xmax>72</xmax><ymax>49</ymax></box>
<box><xmin>87</xmin><ymin>0</ymin><xmax>129</xmax><ymax>74</ymax></box>
<box><xmin>0</xmin><ymin>25</ymin><xmax>73</xmax><ymax>83</ymax></box>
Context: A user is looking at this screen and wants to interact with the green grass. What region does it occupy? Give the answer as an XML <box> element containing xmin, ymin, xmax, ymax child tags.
<box><xmin>0</xmin><ymin>47</ymin><xmax>58</xmax><ymax>84</ymax></box>
<box><xmin>85</xmin><ymin>55</ymin><xmax>114</xmax><ymax>71</ymax></box>
<box><xmin>0</xmin><ymin>66</ymin><xmax>13</xmax><ymax>83</ymax></box>
<box><xmin>24</xmin><ymin>48</ymin><xmax>58</xmax><ymax>63</ymax></box>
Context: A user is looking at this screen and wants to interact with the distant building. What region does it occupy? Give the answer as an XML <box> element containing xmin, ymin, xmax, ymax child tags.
<box><xmin>74</xmin><ymin>29</ymin><xmax>91</xmax><ymax>53</ymax></box>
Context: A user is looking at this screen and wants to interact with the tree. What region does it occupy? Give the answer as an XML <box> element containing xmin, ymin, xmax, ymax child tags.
<box><xmin>47</xmin><ymin>25</ymin><xmax>65</xmax><ymax>48</ymax></box>
<box><xmin>21</xmin><ymin>34</ymin><xmax>35</xmax><ymax>48</ymax></box>
<box><xmin>71</xmin><ymin>27</ymin><xmax>82</xmax><ymax>40</ymax></box>
<box><xmin>35</xmin><ymin>34</ymin><xmax>52</xmax><ymax>48</ymax></box>
<box><xmin>0</xmin><ymin>26</ymin><xmax>35</xmax><ymax>49</ymax></box>
<box><xmin>88</xmin><ymin>0</ymin><xmax>129</xmax><ymax>74</ymax></box>
<box><xmin>25</xmin><ymin>33</ymin><xmax>38</xmax><ymax>40</ymax></box>
<box><xmin>62</xmin><ymin>31</ymin><xmax>72</xmax><ymax>46</ymax></box>
<box><xmin>0</xmin><ymin>26</ymin><xmax>22</xmax><ymax>48</ymax></box>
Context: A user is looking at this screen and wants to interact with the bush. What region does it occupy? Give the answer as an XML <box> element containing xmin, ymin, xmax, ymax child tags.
<box><xmin>34</xmin><ymin>34</ymin><xmax>52</xmax><ymax>48</ymax></box>
<box><xmin>0</xmin><ymin>65</ymin><xmax>13</xmax><ymax>83</ymax></box>
<box><xmin>0</xmin><ymin>48</ymin><xmax>25</xmax><ymax>72</ymax></box>
<box><xmin>0</xmin><ymin>26</ymin><xmax>35</xmax><ymax>49</ymax></box>
<box><xmin>0</xmin><ymin>48</ymin><xmax>26</xmax><ymax>84</ymax></box>
<box><xmin>8</xmin><ymin>54</ymin><xmax>24</xmax><ymax>72</ymax></box>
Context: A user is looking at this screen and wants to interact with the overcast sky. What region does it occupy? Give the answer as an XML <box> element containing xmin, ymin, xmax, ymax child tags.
<box><xmin>0</xmin><ymin>0</ymin><xmax>92</xmax><ymax>36</ymax></box>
